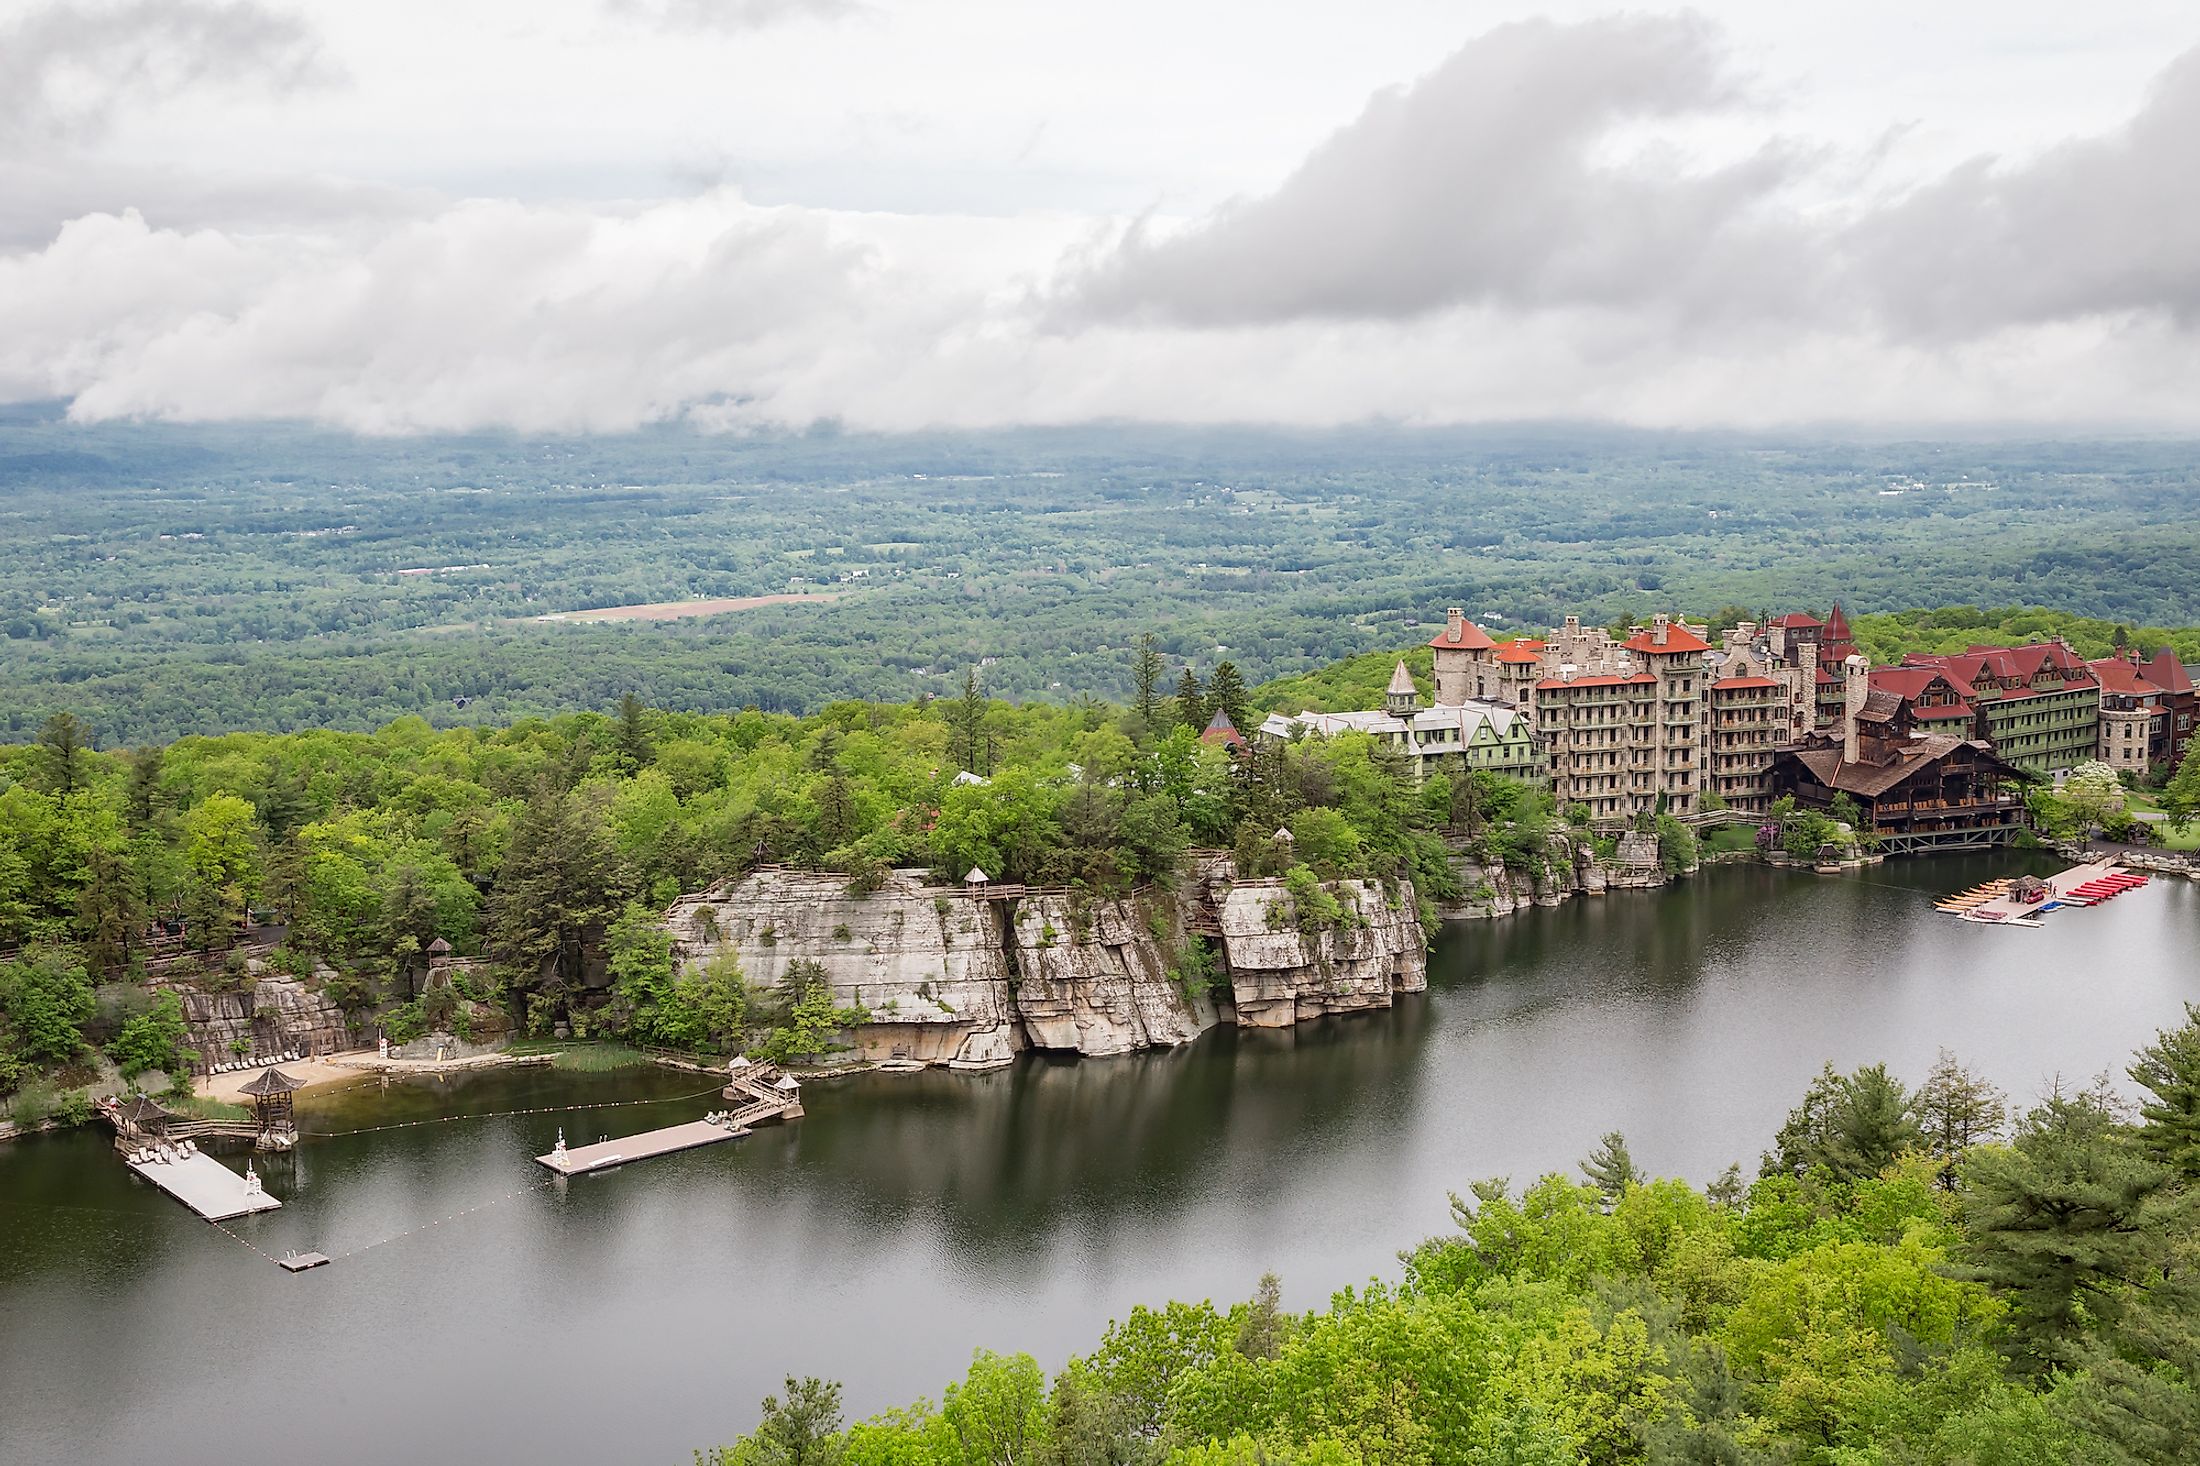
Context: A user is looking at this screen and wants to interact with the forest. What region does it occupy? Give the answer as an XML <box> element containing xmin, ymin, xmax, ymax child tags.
<box><xmin>5</xmin><ymin>412</ymin><xmax>2199</xmax><ymax>743</ymax></box>
<box><xmin>0</xmin><ymin>649</ymin><xmax>1565</xmax><ymax>1115</ymax></box>
<box><xmin>695</xmin><ymin>1032</ymin><xmax>2200</xmax><ymax>1466</ymax></box>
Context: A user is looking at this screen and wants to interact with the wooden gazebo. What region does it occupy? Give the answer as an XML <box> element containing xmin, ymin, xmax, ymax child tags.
<box><xmin>113</xmin><ymin>1094</ymin><xmax>171</xmax><ymax>1142</ymax></box>
<box><xmin>238</xmin><ymin>1066</ymin><xmax>303</xmax><ymax>1147</ymax></box>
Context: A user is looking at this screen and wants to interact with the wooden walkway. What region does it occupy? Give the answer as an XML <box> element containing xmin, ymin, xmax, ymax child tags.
<box><xmin>126</xmin><ymin>1151</ymin><xmax>282</xmax><ymax>1221</ymax></box>
<box><xmin>534</xmin><ymin>1118</ymin><xmax>745</xmax><ymax>1174</ymax></box>
<box><xmin>1954</xmin><ymin>860</ymin><xmax>2120</xmax><ymax>925</ymax></box>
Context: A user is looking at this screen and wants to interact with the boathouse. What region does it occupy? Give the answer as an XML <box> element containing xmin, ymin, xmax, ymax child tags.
<box><xmin>1770</xmin><ymin>687</ymin><xmax>2028</xmax><ymax>854</ymax></box>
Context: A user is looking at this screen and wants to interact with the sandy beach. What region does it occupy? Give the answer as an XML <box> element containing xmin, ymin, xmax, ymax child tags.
<box><xmin>195</xmin><ymin>1053</ymin><xmax>378</xmax><ymax>1103</ymax></box>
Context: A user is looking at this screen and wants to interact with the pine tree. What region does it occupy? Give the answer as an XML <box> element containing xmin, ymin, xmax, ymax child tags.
<box><xmin>1206</xmin><ymin>660</ymin><xmax>1249</xmax><ymax>733</ymax></box>
<box><xmin>1130</xmin><ymin>633</ymin><xmax>1165</xmax><ymax>732</ymax></box>
<box><xmin>615</xmin><ymin>692</ymin><xmax>652</xmax><ymax>772</ymax></box>
<box><xmin>125</xmin><ymin>745</ymin><xmax>168</xmax><ymax>830</ymax></box>
<box><xmin>2131</xmin><ymin>1001</ymin><xmax>2200</xmax><ymax>1180</ymax></box>
<box><xmin>1174</xmin><ymin>666</ymin><xmax>1206</xmax><ymax>731</ymax></box>
<box><xmin>1958</xmin><ymin>1090</ymin><xmax>2187</xmax><ymax>1373</ymax></box>
<box><xmin>1581</xmin><ymin>1130</ymin><xmax>1642</xmax><ymax>1203</ymax></box>
<box><xmin>1764</xmin><ymin>1061</ymin><xmax>1921</xmax><ymax>1181</ymax></box>
<box><xmin>487</xmin><ymin>784</ymin><xmax>623</xmax><ymax>997</ymax></box>
<box><xmin>37</xmin><ymin>711</ymin><xmax>89</xmax><ymax>798</ymax></box>
<box><xmin>954</xmin><ymin>668</ymin><xmax>987</xmax><ymax>774</ymax></box>
<box><xmin>1912</xmin><ymin>1047</ymin><xmax>2007</xmax><ymax>1182</ymax></box>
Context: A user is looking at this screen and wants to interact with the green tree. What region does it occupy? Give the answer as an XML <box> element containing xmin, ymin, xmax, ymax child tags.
<box><xmin>2130</xmin><ymin>1001</ymin><xmax>2200</xmax><ymax>1180</ymax></box>
<box><xmin>107</xmin><ymin>989</ymin><xmax>188</xmax><ymax>1079</ymax></box>
<box><xmin>37</xmin><ymin>712</ymin><xmax>91</xmax><ymax>798</ymax></box>
<box><xmin>486</xmin><ymin>784</ymin><xmax>622</xmax><ymax>1000</ymax></box>
<box><xmin>714</xmin><ymin>1376</ymin><xmax>847</xmax><ymax>1466</ymax></box>
<box><xmin>1206</xmin><ymin>661</ymin><xmax>1249</xmax><ymax>734</ymax></box>
<box><xmin>2162</xmin><ymin>740</ymin><xmax>2200</xmax><ymax>834</ymax></box>
<box><xmin>124</xmin><ymin>745</ymin><xmax>169</xmax><ymax>831</ymax></box>
<box><xmin>1174</xmin><ymin>666</ymin><xmax>1207</xmax><ymax>732</ymax></box>
<box><xmin>616</xmin><ymin>691</ymin><xmax>652</xmax><ymax>772</ymax></box>
<box><xmin>1912</xmin><ymin>1047</ymin><xmax>2008</xmax><ymax>1181</ymax></box>
<box><xmin>1581</xmin><ymin>1130</ymin><xmax>1643</xmax><ymax>1204</ymax></box>
<box><xmin>1130</xmin><ymin>633</ymin><xmax>1165</xmax><ymax>735</ymax></box>
<box><xmin>1764</xmin><ymin>1061</ymin><xmax>1921</xmax><ymax>1182</ymax></box>
<box><xmin>1958</xmin><ymin>1090</ymin><xmax>2188</xmax><ymax>1373</ymax></box>
<box><xmin>607</xmin><ymin>902</ymin><xmax>676</xmax><ymax>1044</ymax></box>
<box><xmin>179</xmin><ymin>792</ymin><xmax>261</xmax><ymax>949</ymax></box>
<box><xmin>953</xmin><ymin>668</ymin><xmax>988</xmax><ymax>776</ymax></box>
<box><xmin>0</xmin><ymin>945</ymin><xmax>96</xmax><ymax>1067</ymax></box>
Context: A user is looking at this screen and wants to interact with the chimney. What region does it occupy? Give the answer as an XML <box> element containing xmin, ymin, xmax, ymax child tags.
<box><xmin>1842</xmin><ymin>654</ymin><xmax>1869</xmax><ymax>765</ymax></box>
<box><xmin>1446</xmin><ymin>607</ymin><xmax>1464</xmax><ymax>642</ymax></box>
<box><xmin>1652</xmin><ymin>613</ymin><xmax>1669</xmax><ymax>648</ymax></box>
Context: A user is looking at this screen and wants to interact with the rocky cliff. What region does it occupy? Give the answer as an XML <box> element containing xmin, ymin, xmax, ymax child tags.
<box><xmin>1205</xmin><ymin>876</ymin><xmax>1427</xmax><ymax>1028</ymax></box>
<box><xmin>171</xmin><ymin>968</ymin><xmax>365</xmax><ymax>1065</ymax></box>
<box><xmin>1437</xmin><ymin>832</ymin><xmax>1674</xmax><ymax>920</ymax></box>
<box><xmin>665</xmin><ymin>868</ymin><xmax>1022</xmax><ymax>1067</ymax></box>
<box><xmin>1006</xmin><ymin>892</ymin><xmax>1215</xmax><ymax>1056</ymax></box>
<box><xmin>665</xmin><ymin>863</ymin><xmax>1423</xmax><ymax>1064</ymax></box>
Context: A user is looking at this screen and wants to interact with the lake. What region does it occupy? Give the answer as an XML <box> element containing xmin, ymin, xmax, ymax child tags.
<box><xmin>4</xmin><ymin>855</ymin><xmax>2196</xmax><ymax>1465</ymax></box>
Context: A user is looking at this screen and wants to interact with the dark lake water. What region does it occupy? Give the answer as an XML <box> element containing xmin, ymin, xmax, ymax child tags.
<box><xmin>5</xmin><ymin>856</ymin><xmax>2197</xmax><ymax>1466</ymax></box>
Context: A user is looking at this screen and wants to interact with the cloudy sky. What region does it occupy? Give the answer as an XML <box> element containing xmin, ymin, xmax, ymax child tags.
<box><xmin>3</xmin><ymin>0</ymin><xmax>2198</xmax><ymax>434</ymax></box>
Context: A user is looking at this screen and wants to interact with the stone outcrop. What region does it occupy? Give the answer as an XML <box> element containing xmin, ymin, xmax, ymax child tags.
<box><xmin>665</xmin><ymin>868</ymin><xmax>1021</xmax><ymax>1067</ymax></box>
<box><xmin>1438</xmin><ymin>832</ymin><xmax>1674</xmax><ymax>920</ymax></box>
<box><xmin>666</xmin><ymin>863</ymin><xmax>1428</xmax><ymax>1063</ymax></box>
<box><xmin>1006</xmin><ymin>892</ymin><xmax>1215</xmax><ymax>1056</ymax></box>
<box><xmin>1206</xmin><ymin>876</ymin><xmax>1427</xmax><ymax>1028</ymax></box>
<box><xmin>170</xmin><ymin>968</ymin><xmax>365</xmax><ymax>1066</ymax></box>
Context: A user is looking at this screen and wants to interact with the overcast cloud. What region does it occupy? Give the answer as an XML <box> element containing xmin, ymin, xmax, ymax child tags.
<box><xmin>2</xmin><ymin>2</ymin><xmax>2198</xmax><ymax>433</ymax></box>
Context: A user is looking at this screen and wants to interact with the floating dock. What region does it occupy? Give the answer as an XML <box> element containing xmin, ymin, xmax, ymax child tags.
<box><xmin>126</xmin><ymin>1152</ymin><xmax>282</xmax><ymax>1221</ymax></box>
<box><xmin>1953</xmin><ymin>861</ymin><xmax>2140</xmax><ymax>925</ymax></box>
<box><xmin>534</xmin><ymin>1119</ymin><xmax>746</xmax><ymax>1175</ymax></box>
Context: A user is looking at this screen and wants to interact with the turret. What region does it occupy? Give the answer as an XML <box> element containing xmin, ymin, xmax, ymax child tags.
<box><xmin>1842</xmin><ymin>654</ymin><xmax>1870</xmax><ymax>764</ymax></box>
<box><xmin>1386</xmin><ymin>660</ymin><xmax>1418</xmax><ymax>715</ymax></box>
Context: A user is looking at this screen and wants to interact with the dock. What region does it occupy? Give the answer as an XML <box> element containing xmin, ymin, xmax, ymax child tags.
<box><xmin>534</xmin><ymin>1119</ymin><xmax>746</xmax><ymax>1175</ymax></box>
<box><xmin>126</xmin><ymin>1151</ymin><xmax>282</xmax><ymax>1221</ymax></box>
<box><xmin>1953</xmin><ymin>860</ymin><xmax>2139</xmax><ymax>925</ymax></box>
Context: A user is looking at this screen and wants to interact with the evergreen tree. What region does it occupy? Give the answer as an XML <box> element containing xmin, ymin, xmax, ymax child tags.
<box><xmin>1581</xmin><ymin>1130</ymin><xmax>1643</xmax><ymax>1203</ymax></box>
<box><xmin>1174</xmin><ymin>666</ymin><xmax>1206</xmax><ymax>731</ymax></box>
<box><xmin>1958</xmin><ymin>1089</ymin><xmax>2187</xmax><ymax>1373</ymax></box>
<box><xmin>953</xmin><ymin>668</ymin><xmax>987</xmax><ymax>775</ymax></box>
<box><xmin>2131</xmin><ymin>1001</ymin><xmax>2200</xmax><ymax>1180</ymax></box>
<box><xmin>1130</xmin><ymin>633</ymin><xmax>1165</xmax><ymax>733</ymax></box>
<box><xmin>1764</xmin><ymin>1061</ymin><xmax>1921</xmax><ymax>1181</ymax></box>
<box><xmin>124</xmin><ymin>745</ymin><xmax>168</xmax><ymax>831</ymax></box>
<box><xmin>615</xmin><ymin>692</ymin><xmax>651</xmax><ymax>772</ymax></box>
<box><xmin>1912</xmin><ymin>1047</ymin><xmax>2007</xmax><ymax>1182</ymax></box>
<box><xmin>37</xmin><ymin>712</ymin><xmax>90</xmax><ymax>798</ymax></box>
<box><xmin>487</xmin><ymin>784</ymin><xmax>622</xmax><ymax>1001</ymax></box>
<box><xmin>1206</xmin><ymin>660</ymin><xmax>1249</xmax><ymax>733</ymax></box>
<box><xmin>2162</xmin><ymin>740</ymin><xmax>2200</xmax><ymax>834</ymax></box>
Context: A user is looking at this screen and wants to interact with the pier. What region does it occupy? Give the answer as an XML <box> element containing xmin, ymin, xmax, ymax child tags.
<box><xmin>1945</xmin><ymin>860</ymin><xmax>2146</xmax><ymax>926</ymax></box>
<box><xmin>533</xmin><ymin>1057</ymin><xmax>804</xmax><ymax>1174</ymax></box>
<box><xmin>125</xmin><ymin>1150</ymin><xmax>282</xmax><ymax>1221</ymax></box>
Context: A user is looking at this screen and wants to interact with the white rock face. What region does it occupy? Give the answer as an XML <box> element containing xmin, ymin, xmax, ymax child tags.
<box><xmin>1437</xmin><ymin>833</ymin><xmax>1672</xmax><ymax>920</ymax></box>
<box><xmin>1006</xmin><ymin>893</ymin><xmax>1214</xmax><ymax>1056</ymax></box>
<box><xmin>665</xmin><ymin>868</ymin><xmax>1019</xmax><ymax>1065</ymax></box>
<box><xmin>1211</xmin><ymin>877</ymin><xmax>1427</xmax><ymax>1028</ymax></box>
<box><xmin>175</xmin><ymin>971</ymin><xmax>360</xmax><ymax>1063</ymax></box>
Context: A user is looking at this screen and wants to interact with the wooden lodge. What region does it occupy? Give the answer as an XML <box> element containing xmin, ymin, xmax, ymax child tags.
<box><xmin>1770</xmin><ymin>690</ymin><xmax>2028</xmax><ymax>855</ymax></box>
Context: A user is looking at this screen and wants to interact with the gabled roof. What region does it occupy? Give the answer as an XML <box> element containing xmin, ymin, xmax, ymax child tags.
<box><xmin>1621</xmin><ymin>622</ymin><xmax>1713</xmax><ymax>655</ymax></box>
<box><xmin>2145</xmin><ymin>650</ymin><xmax>2195</xmax><ymax>694</ymax></box>
<box><xmin>1428</xmin><ymin>619</ymin><xmax>1496</xmax><ymax>651</ymax></box>
<box><xmin>239</xmin><ymin>1066</ymin><xmax>304</xmax><ymax>1097</ymax></box>
<box><xmin>1495</xmin><ymin>639</ymin><xmax>1546</xmax><ymax>665</ymax></box>
<box><xmin>2089</xmin><ymin>658</ymin><xmax>2166</xmax><ymax>697</ymax></box>
<box><xmin>1782</xmin><ymin>736</ymin><xmax>2016</xmax><ymax>798</ymax></box>
<box><xmin>1771</xmin><ymin>612</ymin><xmax>1824</xmax><ymax>629</ymax></box>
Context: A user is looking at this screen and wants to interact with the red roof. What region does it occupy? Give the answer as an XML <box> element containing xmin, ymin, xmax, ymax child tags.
<box><xmin>1429</xmin><ymin>620</ymin><xmax>1496</xmax><ymax>651</ymax></box>
<box><xmin>2090</xmin><ymin>658</ymin><xmax>2165</xmax><ymax>697</ymax></box>
<box><xmin>1711</xmin><ymin>676</ymin><xmax>1780</xmax><ymax>690</ymax></box>
<box><xmin>1870</xmin><ymin>665</ymin><xmax>1959</xmax><ymax>700</ymax></box>
<box><xmin>2146</xmin><ymin>650</ymin><xmax>2195</xmax><ymax>695</ymax></box>
<box><xmin>1536</xmin><ymin>674</ymin><xmax>1657</xmax><ymax>690</ymax></box>
<box><xmin>1913</xmin><ymin>703</ymin><xmax>1975</xmax><ymax>721</ymax></box>
<box><xmin>1771</xmin><ymin>613</ymin><xmax>1823</xmax><ymax>629</ymax></box>
<box><xmin>1621</xmin><ymin>622</ymin><xmax>1712</xmax><ymax>655</ymax></box>
<box><xmin>1495</xmin><ymin>640</ymin><xmax>1546</xmax><ymax>665</ymax></box>
<box><xmin>1824</xmin><ymin>603</ymin><xmax>1853</xmax><ymax>641</ymax></box>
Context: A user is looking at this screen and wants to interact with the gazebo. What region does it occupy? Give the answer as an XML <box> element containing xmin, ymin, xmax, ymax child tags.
<box><xmin>238</xmin><ymin>1066</ymin><xmax>303</xmax><ymax>1147</ymax></box>
<box><xmin>114</xmin><ymin>1094</ymin><xmax>171</xmax><ymax>1142</ymax></box>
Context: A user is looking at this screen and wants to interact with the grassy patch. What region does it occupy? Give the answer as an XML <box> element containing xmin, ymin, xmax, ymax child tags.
<box><xmin>169</xmin><ymin>1093</ymin><xmax>251</xmax><ymax>1122</ymax></box>
<box><xmin>1702</xmin><ymin>825</ymin><xmax>1760</xmax><ymax>855</ymax></box>
<box><xmin>505</xmin><ymin>1039</ymin><xmax>653</xmax><ymax>1072</ymax></box>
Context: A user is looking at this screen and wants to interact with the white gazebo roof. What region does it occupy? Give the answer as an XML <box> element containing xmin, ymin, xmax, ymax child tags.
<box><xmin>965</xmin><ymin>866</ymin><xmax>990</xmax><ymax>883</ymax></box>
